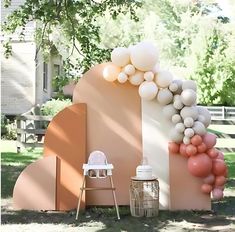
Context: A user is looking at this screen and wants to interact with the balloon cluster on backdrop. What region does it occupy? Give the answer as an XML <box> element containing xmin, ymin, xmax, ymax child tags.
<box><xmin>102</xmin><ymin>41</ymin><xmax>228</xmax><ymax>200</ymax></box>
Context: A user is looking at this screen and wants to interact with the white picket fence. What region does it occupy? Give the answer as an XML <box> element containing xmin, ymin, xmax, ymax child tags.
<box><xmin>204</xmin><ymin>106</ymin><xmax>235</xmax><ymax>120</ymax></box>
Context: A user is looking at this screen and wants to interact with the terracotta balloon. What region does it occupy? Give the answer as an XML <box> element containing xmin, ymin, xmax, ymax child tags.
<box><xmin>202</xmin><ymin>133</ymin><xmax>217</xmax><ymax>149</ymax></box>
<box><xmin>197</xmin><ymin>142</ymin><xmax>207</xmax><ymax>153</ymax></box>
<box><xmin>212</xmin><ymin>188</ymin><xmax>223</xmax><ymax>200</ymax></box>
<box><xmin>212</xmin><ymin>159</ymin><xmax>227</xmax><ymax>176</ymax></box>
<box><xmin>201</xmin><ymin>184</ymin><xmax>212</xmax><ymax>194</ymax></box>
<box><xmin>187</xmin><ymin>153</ymin><xmax>212</xmax><ymax>177</ymax></box>
<box><xmin>207</xmin><ymin>148</ymin><xmax>218</xmax><ymax>159</ymax></box>
<box><xmin>191</xmin><ymin>135</ymin><xmax>202</xmax><ymax>146</ymax></box>
<box><xmin>214</xmin><ymin>176</ymin><xmax>226</xmax><ymax>187</ymax></box>
<box><xmin>186</xmin><ymin>144</ymin><xmax>197</xmax><ymax>156</ymax></box>
<box><xmin>168</xmin><ymin>142</ymin><xmax>180</xmax><ymax>154</ymax></box>
<box><xmin>179</xmin><ymin>143</ymin><xmax>188</xmax><ymax>157</ymax></box>
<box><xmin>203</xmin><ymin>174</ymin><xmax>215</xmax><ymax>185</ymax></box>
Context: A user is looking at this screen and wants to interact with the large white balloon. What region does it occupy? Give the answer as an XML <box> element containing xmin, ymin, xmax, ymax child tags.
<box><xmin>117</xmin><ymin>72</ymin><xmax>128</xmax><ymax>83</ymax></box>
<box><xmin>111</xmin><ymin>47</ymin><xmax>130</xmax><ymax>67</ymax></box>
<box><xmin>124</xmin><ymin>64</ymin><xmax>136</xmax><ymax>76</ymax></box>
<box><xmin>157</xmin><ymin>88</ymin><xmax>173</xmax><ymax>105</ymax></box>
<box><xmin>169</xmin><ymin>128</ymin><xmax>184</xmax><ymax>143</ymax></box>
<box><xmin>155</xmin><ymin>70</ymin><xmax>173</xmax><ymax>88</ymax></box>
<box><xmin>129</xmin><ymin>71</ymin><xmax>144</xmax><ymax>85</ymax></box>
<box><xmin>163</xmin><ymin>104</ymin><xmax>178</xmax><ymax>119</ymax></box>
<box><xmin>130</xmin><ymin>41</ymin><xmax>159</xmax><ymax>71</ymax></box>
<box><xmin>182</xmin><ymin>80</ymin><xmax>197</xmax><ymax>91</ymax></box>
<box><xmin>181</xmin><ymin>89</ymin><xmax>197</xmax><ymax>106</ymax></box>
<box><xmin>138</xmin><ymin>81</ymin><xmax>158</xmax><ymax>100</ymax></box>
<box><xmin>103</xmin><ymin>64</ymin><xmax>121</xmax><ymax>82</ymax></box>
<box><xmin>193</xmin><ymin>121</ymin><xmax>206</xmax><ymax>135</ymax></box>
<box><xmin>180</xmin><ymin>106</ymin><xmax>199</xmax><ymax>120</ymax></box>
<box><xmin>197</xmin><ymin>106</ymin><xmax>211</xmax><ymax>128</ymax></box>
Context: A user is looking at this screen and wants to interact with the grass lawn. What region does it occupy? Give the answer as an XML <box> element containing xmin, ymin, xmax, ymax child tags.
<box><xmin>1</xmin><ymin>140</ymin><xmax>235</xmax><ymax>232</ymax></box>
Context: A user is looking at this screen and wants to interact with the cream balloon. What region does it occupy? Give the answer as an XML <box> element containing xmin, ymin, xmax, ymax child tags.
<box><xmin>129</xmin><ymin>71</ymin><xmax>144</xmax><ymax>86</ymax></box>
<box><xmin>172</xmin><ymin>114</ymin><xmax>182</xmax><ymax>124</ymax></box>
<box><xmin>138</xmin><ymin>81</ymin><xmax>158</xmax><ymax>100</ymax></box>
<box><xmin>180</xmin><ymin>106</ymin><xmax>199</xmax><ymax>120</ymax></box>
<box><xmin>111</xmin><ymin>47</ymin><xmax>130</xmax><ymax>67</ymax></box>
<box><xmin>157</xmin><ymin>88</ymin><xmax>173</xmax><ymax>105</ymax></box>
<box><xmin>169</xmin><ymin>128</ymin><xmax>184</xmax><ymax>143</ymax></box>
<box><xmin>183</xmin><ymin>136</ymin><xmax>191</xmax><ymax>145</ymax></box>
<box><xmin>144</xmin><ymin>71</ymin><xmax>154</xmax><ymax>81</ymax></box>
<box><xmin>181</xmin><ymin>89</ymin><xmax>197</xmax><ymax>106</ymax></box>
<box><xmin>163</xmin><ymin>104</ymin><xmax>178</xmax><ymax>119</ymax></box>
<box><xmin>173</xmin><ymin>99</ymin><xmax>184</xmax><ymax>110</ymax></box>
<box><xmin>103</xmin><ymin>64</ymin><xmax>121</xmax><ymax>82</ymax></box>
<box><xmin>130</xmin><ymin>41</ymin><xmax>159</xmax><ymax>71</ymax></box>
<box><xmin>182</xmin><ymin>80</ymin><xmax>197</xmax><ymax>91</ymax></box>
<box><xmin>117</xmin><ymin>72</ymin><xmax>128</xmax><ymax>83</ymax></box>
<box><xmin>155</xmin><ymin>70</ymin><xmax>173</xmax><ymax>88</ymax></box>
<box><xmin>184</xmin><ymin>117</ymin><xmax>194</xmax><ymax>127</ymax></box>
<box><xmin>124</xmin><ymin>64</ymin><xmax>136</xmax><ymax>76</ymax></box>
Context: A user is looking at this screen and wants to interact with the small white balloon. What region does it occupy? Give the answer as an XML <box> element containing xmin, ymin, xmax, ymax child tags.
<box><xmin>163</xmin><ymin>104</ymin><xmax>178</xmax><ymax>120</ymax></box>
<box><xmin>169</xmin><ymin>82</ymin><xmax>178</xmax><ymax>92</ymax></box>
<box><xmin>182</xmin><ymin>80</ymin><xmax>197</xmax><ymax>91</ymax></box>
<box><xmin>103</xmin><ymin>64</ymin><xmax>121</xmax><ymax>82</ymax></box>
<box><xmin>175</xmin><ymin>123</ymin><xmax>185</xmax><ymax>133</ymax></box>
<box><xmin>181</xmin><ymin>89</ymin><xmax>197</xmax><ymax>106</ymax></box>
<box><xmin>173</xmin><ymin>94</ymin><xmax>181</xmax><ymax>101</ymax></box>
<box><xmin>183</xmin><ymin>136</ymin><xmax>191</xmax><ymax>145</ymax></box>
<box><xmin>173</xmin><ymin>99</ymin><xmax>184</xmax><ymax>110</ymax></box>
<box><xmin>144</xmin><ymin>71</ymin><xmax>154</xmax><ymax>81</ymax></box>
<box><xmin>111</xmin><ymin>47</ymin><xmax>130</xmax><ymax>67</ymax></box>
<box><xmin>197</xmin><ymin>106</ymin><xmax>211</xmax><ymax>128</ymax></box>
<box><xmin>157</xmin><ymin>88</ymin><xmax>173</xmax><ymax>105</ymax></box>
<box><xmin>130</xmin><ymin>41</ymin><xmax>159</xmax><ymax>71</ymax></box>
<box><xmin>172</xmin><ymin>79</ymin><xmax>183</xmax><ymax>94</ymax></box>
<box><xmin>138</xmin><ymin>81</ymin><xmax>158</xmax><ymax>100</ymax></box>
<box><xmin>180</xmin><ymin>106</ymin><xmax>199</xmax><ymax>120</ymax></box>
<box><xmin>117</xmin><ymin>72</ymin><xmax>128</xmax><ymax>83</ymax></box>
<box><xmin>124</xmin><ymin>64</ymin><xmax>136</xmax><ymax>76</ymax></box>
<box><xmin>129</xmin><ymin>71</ymin><xmax>144</xmax><ymax>86</ymax></box>
<box><xmin>184</xmin><ymin>117</ymin><xmax>194</xmax><ymax>127</ymax></box>
<box><xmin>155</xmin><ymin>70</ymin><xmax>173</xmax><ymax>88</ymax></box>
<box><xmin>172</xmin><ymin>114</ymin><xmax>182</xmax><ymax>124</ymax></box>
<box><xmin>169</xmin><ymin>128</ymin><xmax>184</xmax><ymax>143</ymax></box>
<box><xmin>184</xmin><ymin>128</ymin><xmax>195</xmax><ymax>138</ymax></box>
<box><xmin>193</xmin><ymin>121</ymin><xmax>206</xmax><ymax>135</ymax></box>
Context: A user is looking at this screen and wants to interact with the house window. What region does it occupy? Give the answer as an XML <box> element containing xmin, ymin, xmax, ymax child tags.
<box><xmin>43</xmin><ymin>62</ymin><xmax>48</xmax><ymax>91</ymax></box>
<box><xmin>53</xmin><ymin>64</ymin><xmax>61</xmax><ymax>92</ymax></box>
<box><xmin>54</xmin><ymin>64</ymin><xmax>60</xmax><ymax>76</ymax></box>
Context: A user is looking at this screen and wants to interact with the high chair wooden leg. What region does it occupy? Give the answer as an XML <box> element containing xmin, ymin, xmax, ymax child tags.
<box><xmin>109</xmin><ymin>176</ymin><xmax>120</xmax><ymax>220</ymax></box>
<box><xmin>76</xmin><ymin>176</ymin><xmax>86</xmax><ymax>220</ymax></box>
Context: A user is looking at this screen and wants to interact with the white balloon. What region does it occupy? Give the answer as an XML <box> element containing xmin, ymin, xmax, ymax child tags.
<box><xmin>169</xmin><ymin>128</ymin><xmax>184</xmax><ymax>143</ymax></box>
<box><xmin>144</xmin><ymin>71</ymin><xmax>154</xmax><ymax>81</ymax></box>
<box><xmin>181</xmin><ymin>89</ymin><xmax>197</xmax><ymax>106</ymax></box>
<box><xmin>184</xmin><ymin>128</ymin><xmax>195</xmax><ymax>138</ymax></box>
<box><xmin>117</xmin><ymin>72</ymin><xmax>128</xmax><ymax>83</ymax></box>
<box><xmin>169</xmin><ymin>82</ymin><xmax>178</xmax><ymax>92</ymax></box>
<box><xmin>138</xmin><ymin>81</ymin><xmax>158</xmax><ymax>100</ymax></box>
<box><xmin>197</xmin><ymin>106</ymin><xmax>211</xmax><ymax>128</ymax></box>
<box><xmin>172</xmin><ymin>114</ymin><xmax>182</xmax><ymax>124</ymax></box>
<box><xmin>111</xmin><ymin>47</ymin><xmax>130</xmax><ymax>67</ymax></box>
<box><xmin>184</xmin><ymin>117</ymin><xmax>194</xmax><ymax>127</ymax></box>
<box><xmin>193</xmin><ymin>121</ymin><xmax>206</xmax><ymax>135</ymax></box>
<box><xmin>155</xmin><ymin>70</ymin><xmax>173</xmax><ymax>88</ymax></box>
<box><xmin>163</xmin><ymin>104</ymin><xmax>178</xmax><ymax>120</ymax></box>
<box><xmin>182</xmin><ymin>80</ymin><xmax>197</xmax><ymax>91</ymax></box>
<box><xmin>183</xmin><ymin>136</ymin><xmax>191</xmax><ymax>144</ymax></box>
<box><xmin>173</xmin><ymin>99</ymin><xmax>184</xmax><ymax>110</ymax></box>
<box><xmin>130</xmin><ymin>41</ymin><xmax>159</xmax><ymax>71</ymax></box>
<box><xmin>124</xmin><ymin>64</ymin><xmax>136</xmax><ymax>76</ymax></box>
<box><xmin>180</xmin><ymin>106</ymin><xmax>199</xmax><ymax>120</ymax></box>
<box><xmin>175</xmin><ymin>123</ymin><xmax>185</xmax><ymax>133</ymax></box>
<box><xmin>103</xmin><ymin>64</ymin><xmax>121</xmax><ymax>82</ymax></box>
<box><xmin>129</xmin><ymin>71</ymin><xmax>144</xmax><ymax>85</ymax></box>
<box><xmin>157</xmin><ymin>88</ymin><xmax>173</xmax><ymax>105</ymax></box>
<box><xmin>173</xmin><ymin>94</ymin><xmax>181</xmax><ymax>101</ymax></box>
<box><xmin>172</xmin><ymin>79</ymin><xmax>183</xmax><ymax>94</ymax></box>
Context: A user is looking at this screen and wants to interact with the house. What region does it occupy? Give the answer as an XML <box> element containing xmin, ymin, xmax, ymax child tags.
<box><xmin>1</xmin><ymin>0</ymin><xmax>62</xmax><ymax>116</ymax></box>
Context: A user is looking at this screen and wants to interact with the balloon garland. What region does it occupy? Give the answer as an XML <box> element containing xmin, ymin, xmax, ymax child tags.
<box><xmin>103</xmin><ymin>41</ymin><xmax>228</xmax><ymax>200</ymax></box>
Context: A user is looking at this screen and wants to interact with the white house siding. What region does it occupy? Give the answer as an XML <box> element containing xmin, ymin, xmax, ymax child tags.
<box><xmin>1</xmin><ymin>42</ymin><xmax>36</xmax><ymax>115</ymax></box>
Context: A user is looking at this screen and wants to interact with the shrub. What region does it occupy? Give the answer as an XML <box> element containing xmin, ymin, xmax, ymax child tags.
<box><xmin>1</xmin><ymin>114</ymin><xmax>17</xmax><ymax>140</ymax></box>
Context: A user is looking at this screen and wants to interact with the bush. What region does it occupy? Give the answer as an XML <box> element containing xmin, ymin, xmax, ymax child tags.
<box><xmin>1</xmin><ymin>114</ymin><xmax>17</xmax><ymax>140</ymax></box>
<box><xmin>41</xmin><ymin>99</ymin><xmax>72</xmax><ymax>117</ymax></box>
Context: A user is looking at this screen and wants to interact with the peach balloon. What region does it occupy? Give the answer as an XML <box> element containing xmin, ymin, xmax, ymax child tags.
<box><xmin>202</xmin><ymin>133</ymin><xmax>217</xmax><ymax>149</ymax></box>
<box><xmin>187</xmin><ymin>153</ymin><xmax>212</xmax><ymax>177</ymax></box>
<box><xmin>216</xmin><ymin>185</ymin><xmax>225</xmax><ymax>190</ymax></box>
<box><xmin>212</xmin><ymin>188</ymin><xmax>223</xmax><ymax>200</ymax></box>
<box><xmin>179</xmin><ymin>143</ymin><xmax>188</xmax><ymax>157</ymax></box>
<box><xmin>217</xmin><ymin>151</ymin><xmax>224</xmax><ymax>160</ymax></box>
<box><xmin>207</xmin><ymin>148</ymin><xmax>218</xmax><ymax>159</ymax></box>
<box><xmin>186</xmin><ymin>144</ymin><xmax>197</xmax><ymax>156</ymax></box>
<box><xmin>201</xmin><ymin>184</ymin><xmax>212</xmax><ymax>194</ymax></box>
<box><xmin>212</xmin><ymin>159</ymin><xmax>227</xmax><ymax>176</ymax></box>
<box><xmin>168</xmin><ymin>142</ymin><xmax>180</xmax><ymax>154</ymax></box>
<box><xmin>197</xmin><ymin>142</ymin><xmax>207</xmax><ymax>153</ymax></box>
<box><xmin>214</xmin><ymin>176</ymin><xmax>226</xmax><ymax>187</ymax></box>
<box><xmin>191</xmin><ymin>135</ymin><xmax>202</xmax><ymax>146</ymax></box>
<box><xmin>103</xmin><ymin>64</ymin><xmax>121</xmax><ymax>82</ymax></box>
<box><xmin>203</xmin><ymin>174</ymin><xmax>215</xmax><ymax>185</ymax></box>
